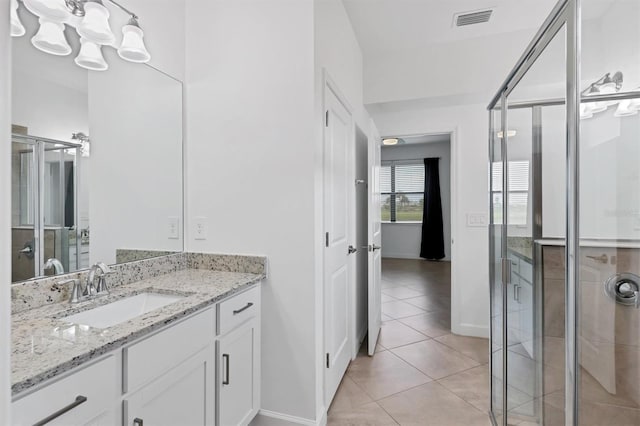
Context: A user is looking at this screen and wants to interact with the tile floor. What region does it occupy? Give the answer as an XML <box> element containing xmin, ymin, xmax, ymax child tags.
<box><xmin>327</xmin><ymin>258</ymin><xmax>492</xmax><ymax>426</ymax></box>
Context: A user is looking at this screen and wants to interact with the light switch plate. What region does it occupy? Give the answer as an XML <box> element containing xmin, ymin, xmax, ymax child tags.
<box><xmin>467</xmin><ymin>212</ymin><xmax>488</xmax><ymax>227</ymax></box>
<box><xmin>168</xmin><ymin>217</ymin><xmax>180</xmax><ymax>239</ymax></box>
<box><xmin>194</xmin><ymin>217</ymin><xmax>208</xmax><ymax>240</ymax></box>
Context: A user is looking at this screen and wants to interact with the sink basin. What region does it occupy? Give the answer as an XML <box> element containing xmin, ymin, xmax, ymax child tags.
<box><xmin>62</xmin><ymin>292</ymin><xmax>185</xmax><ymax>329</ymax></box>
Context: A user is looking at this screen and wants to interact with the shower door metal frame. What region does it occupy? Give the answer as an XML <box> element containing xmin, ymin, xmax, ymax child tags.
<box><xmin>12</xmin><ymin>133</ymin><xmax>82</xmax><ymax>280</ymax></box>
<box><xmin>487</xmin><ymin>0</ymin><xmax>580</xmax><ymax>425</ymax></box>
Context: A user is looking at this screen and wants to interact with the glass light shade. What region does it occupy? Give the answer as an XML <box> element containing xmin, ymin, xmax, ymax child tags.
<box><xmin>118</xmin><ymin>24</ymin><xmax>151</xmax><ymax>63</ymax></box>
<box><xmin>580</xmin><ymin>104</ymin><xmax>593</xmax><ymax>119</ymax></box>
<box><xmin>23</xmin><ymin>0</ymin><xmax>68</xmax><ymax>22</ymax></box>
<box><xmin>598</xmin><ymin>82</ymin><xmax>618</xmax><ymax>107</ymax></box>
<box><xmin>77</xmin><ymin>1</ymin><xmax>115</xmax><ymax>45</ymax></box>
<box><xmin>75</xmin><ymin>38</ymin><xmax>108</xmax><ymax>71</ymax></box>
<box><xmin>31</xmin><ymin>18</ymin><xmax>72</xmax><ymax>56</ymax></box>
<box><xmin>614</xmin><ymin>100</ymin><xmax>638</xmax><ymax>118</ymax></box>
<box><xmin>11</xmin><ymin>0</ymin><xmax>25</xmax><ymax>37</ymax></box>
<box><xmin>589</xmin><ymin>102</ymin><xmax>607</xmax><ymax>114</ymax></box>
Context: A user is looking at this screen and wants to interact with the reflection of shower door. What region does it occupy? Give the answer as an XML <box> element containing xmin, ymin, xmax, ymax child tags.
<box><xmin>11</xmin><ymin>135</ymin><xmax>80</xmax><ymax>281</ymax></box>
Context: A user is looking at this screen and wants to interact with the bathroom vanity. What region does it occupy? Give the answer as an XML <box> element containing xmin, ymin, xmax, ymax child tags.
<box><xmin>10</xmin><ymin>254</ymin><xmax>264</xmax><ymax>426</ymax></box>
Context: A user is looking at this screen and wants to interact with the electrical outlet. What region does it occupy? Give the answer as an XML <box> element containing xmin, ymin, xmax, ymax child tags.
<box><xmin>467</xmin><ymin>213</ymin><xmax>488</xmax><ymax>227</ymax></box>
<box><xmin>168</xmin><ymin>217</ymin><xmax>179</xmax><ymax>240</ymax></box>
<box><xmin>194</xmin><ymin>217</ymin><xmax>208</xmax><ymax>240</ymax></box>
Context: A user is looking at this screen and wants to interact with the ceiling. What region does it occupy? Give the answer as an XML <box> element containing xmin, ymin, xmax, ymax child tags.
<box><xmin>342</xmin><ymin>0</ymin><xmax>559</xmax><ymax>55</ymax></box>
<box><xmin>384</xmin><ymin>133</ymin><xmax>451</xmax><ymax>146</ymax></box>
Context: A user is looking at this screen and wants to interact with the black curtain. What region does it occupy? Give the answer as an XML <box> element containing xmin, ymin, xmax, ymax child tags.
<box><xmin>420</xmin><ymin>158</ymin><xmax>445</xmax><ymax>260</ymax></box>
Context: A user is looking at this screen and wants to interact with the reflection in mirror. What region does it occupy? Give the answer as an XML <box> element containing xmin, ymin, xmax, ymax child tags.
<box><xmin>11</xmin><ymin>2</ymin><xmax>183</xmax><ymax>283</ymax></box>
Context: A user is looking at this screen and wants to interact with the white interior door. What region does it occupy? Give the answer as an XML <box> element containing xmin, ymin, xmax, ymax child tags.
<box><xmin>367</xmin><ymin>131</ymin><xmax>382</xmax><ymax>356</ymax></box>
<box><xmin>323</xmin><ymin>85</ymin><xmax>353</xmax><ymax>406</ymax></box>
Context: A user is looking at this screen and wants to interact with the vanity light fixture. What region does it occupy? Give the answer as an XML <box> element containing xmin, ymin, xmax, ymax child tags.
<box><xmin>12</xmin><ymin>0</ymin><xmax>151</xmax><ymax>71</ymax></box>
<box><xmin>614</xmin><ymin>99</ymin><xmax>638</xmax><ymax>117</ymax></box>
<box><xmin>11</xmin><ymin>0</ymin><xmax>26</xmax><ymax>37</ymax></box>
<box><xmin>581</xmin><ymin>72</ymin><xmax>624</xmax><ymax>117</ymax></box>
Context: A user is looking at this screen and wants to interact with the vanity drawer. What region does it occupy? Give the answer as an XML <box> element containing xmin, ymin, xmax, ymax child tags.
<box><xmin>12</xmin><ymin>355</ymin><xmax>117</xmax><ymax>426</ymax></box>
<box><xmin>218</xmin><ymin>285</ymin><xmax>261</xmax><ymax>335</ymax></box>
<box><xmin>124</xmin><ymin>307</ymin><xmax>215</xmax><ymax>392</ymax></box>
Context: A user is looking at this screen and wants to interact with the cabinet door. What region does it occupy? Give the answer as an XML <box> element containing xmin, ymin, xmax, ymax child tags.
<box><xmin>125</xmin><ymin>345</ymin><xmax>215</xmax><ymax>426</ymax></box>
<box><xmin>217</xmin><ymin>319</ymin><xmax>259</xmax><ymax>426</ymax></box>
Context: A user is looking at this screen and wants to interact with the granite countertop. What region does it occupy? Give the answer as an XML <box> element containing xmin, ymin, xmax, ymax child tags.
<box><xmin>12</xmin><ymin>269</ymin><xmax>263</xmax><ymax>396</ymax></box>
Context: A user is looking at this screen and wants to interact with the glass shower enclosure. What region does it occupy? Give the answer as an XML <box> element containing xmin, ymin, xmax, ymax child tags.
<box><xmin>488</xmin><ymin>0</ymin><xmax>640</xmax><ymax>425</ymax></box>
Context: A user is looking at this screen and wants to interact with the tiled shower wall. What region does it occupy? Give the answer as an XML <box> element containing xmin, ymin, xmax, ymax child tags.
<box><xmin>542</xmin><ymin>245</ymin><xmax>640</xmax><ymax>425</ymax></box>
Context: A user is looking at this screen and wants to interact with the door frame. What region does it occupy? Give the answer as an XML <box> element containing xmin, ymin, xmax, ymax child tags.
<box><xmin>321</xmin><ymin>70</ymin><xmax>357</xmax><ymax>408</ymax></box>
<box><xmin>377</xmin><ymin>129</ymin><xmax>459</xmax><ymax>333</ymax></box>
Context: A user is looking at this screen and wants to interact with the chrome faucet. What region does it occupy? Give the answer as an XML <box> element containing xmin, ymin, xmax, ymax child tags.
<box><xmin>84</xmin><ymin>262</ymin><xmax>113</xmax><ymax>297</ymax></box>
<box><xmin>44</xmin><ymin>258</ymin><xmax>65</xmax><ymax>275</ymax></box>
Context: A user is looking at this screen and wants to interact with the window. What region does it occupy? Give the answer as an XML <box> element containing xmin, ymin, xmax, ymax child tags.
<box><xmin>381</xmin><ymin>161</ymin><xmax>424</xmax><ymax>222</ymax></box>
<box><xmin>491</xmin><ymin>161</ymin><xmax>530</xmax><ymax>225</ymax></box>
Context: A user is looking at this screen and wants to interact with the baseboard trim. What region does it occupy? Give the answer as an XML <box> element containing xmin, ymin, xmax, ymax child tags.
<box><xmin>255</xmin><ymin>409</ymin><xmax>323</xmax><ymax>426</ymax></box>
<box><xmin>452</xmin><ymin>323</ymin><xmax>490</xmax><ymax>339</ymax></box>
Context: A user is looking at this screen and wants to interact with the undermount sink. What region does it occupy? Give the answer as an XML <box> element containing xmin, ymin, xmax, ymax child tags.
<box><xmin>62</xmin><ymin>292</ymin><xmax>185</xmax><ymax>329</ymax></box>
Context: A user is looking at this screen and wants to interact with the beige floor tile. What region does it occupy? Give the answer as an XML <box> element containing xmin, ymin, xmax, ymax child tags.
<box><xmin>382</xmin><ymin>300</ymin><xmax>426</xmax><ymax>319</ymax></box>
<box><xmin>382</xmin><ymin>286</ymin><xmax>426</xmax><ymax>300</ymax></box>
<box><xmin>398</xmin><ymin>311</ymin><xmax>451</xmax><ymax>338</ymax></box>
<box><xmin>438</xmin><ymin>364</ymin><xmax>490</xmax><ymax>413</ymax></box>
<box><xmin>435</xmin><ymin>333</ymin><xmax>490</xmax><ymax>364</ymax></box>
<box><xmin>378</xmin><ymin>382</ymin><xmax>492</xmax><ymax>426</ymax></box>
<box><xmin>347</xmin><ymin>350</ymin><xmax>431</xmax><ymax>401</ymax></box>
<box><xmin>329</xmin><ymin>376</ymin><xmax>374</xmax><ymax>413</ymax></box>
<box><xmin>392</xmin><ymin>340</ymin><xmax>480</xmax><ymax>380</ymax></box>
<box><xmin>378</xmin><ymin>320</ymin><xmax>429</xmax><ymax>349</ymax></box>
<box><xmin>403</xmin><ymin>295</ymin><xmax>449</xmax><ymax>312</ymax></box>
<box><xmin>328</xmin><ymin>401</ymin><xmax>399</xmax><ymax>425</ymax></box>
<box><xmin>381</xmin><ymin>294</ymin><xmax>396</xmax><ymax>303</ymax></box>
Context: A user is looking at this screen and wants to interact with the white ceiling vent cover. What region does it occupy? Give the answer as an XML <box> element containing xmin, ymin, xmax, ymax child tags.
<box><xmin>454</xmin><ymin>9</ymin><xmax>493</xmax><ymax>27</ymax></box>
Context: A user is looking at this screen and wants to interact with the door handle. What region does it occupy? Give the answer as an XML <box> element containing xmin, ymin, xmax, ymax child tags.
<box><xmin>133</xmin><ymin>419</ymin><xmax>144</xmax><ymax>426</ymax></box>
<box><xmin>33</xmin><ymin>395</ymin><xmax>87</xmax><ymax>426</ymax></box>
<box><xmin>514</xmin><ymin>284</ymin><xmax>521</xmax><ymax>303</ymax></box>
<box><xmin>348</xmin><ymin>245</ymin><xmax>357</xmax><ymax>254</ymax></box>
<box><xmin>371</xmin><ymin>244</ymin><xmax>381</xmax><ymax>252</ymax></box>
<box><xmin>222</xmin><ymin>354</ymin><xmax>230</xmax><ymax>385</ymax></box>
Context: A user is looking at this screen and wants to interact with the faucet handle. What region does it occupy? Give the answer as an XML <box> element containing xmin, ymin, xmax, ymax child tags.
<box><xmin>59</xmin><ymin>279</ymin><xmax>83</xmax><ymax>304</ymax></box>
<box><xmin>95</xmin><ymin>272</ymin><xmax>115</xmax><ymax>295</ymax></box>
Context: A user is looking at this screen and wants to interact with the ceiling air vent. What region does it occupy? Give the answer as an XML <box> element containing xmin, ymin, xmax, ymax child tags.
<box><xmin>454</xmin><ymin>9</ymin><xmax>493</xmax><ymax>27</ymax></box>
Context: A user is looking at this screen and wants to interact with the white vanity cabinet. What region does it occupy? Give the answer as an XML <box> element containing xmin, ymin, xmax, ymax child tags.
<box><xmin>216</xmin><ymin>286</ymin><xmax>261</xmax><ymax>426</ymax></box>
<box><xmin>12</xmin><ymin>283</ymin><xmax>261</xmax><ymax>426</ymax></box>
<box><xmin>123</xmin><ymin>308</ymin><xmax>216</xmax><ymax>426</ymax></box>
<box><xmin>12</xmin><ymin>356</ymin><xmax>119</xmax><ymax>426</ymax></box>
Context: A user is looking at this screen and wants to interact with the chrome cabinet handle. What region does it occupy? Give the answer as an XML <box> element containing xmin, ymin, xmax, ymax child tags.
<box><xmin>33</xmin><ymin>395</ymin><xmax>87</xmax><ymax>426</ymax></box>
<box><xmin>233</xmin><ymin>302</ymin><xmax>254</xmax><ymax>315</ymax></box>
<box><xmin>133</xmin><ymin>418</ymin><xmax>144</xmax><ymax>426</ymax></box>
<box><xmin>222</xmin><ymin>354</ymin><xmax>230</xmax><ymax>385</ymax></box>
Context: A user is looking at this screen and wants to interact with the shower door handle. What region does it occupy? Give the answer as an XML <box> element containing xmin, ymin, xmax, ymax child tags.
<box><xmin>514</xmin><ymin>284</ymin><xmax>521</xmax><ymax>303</ymax></box>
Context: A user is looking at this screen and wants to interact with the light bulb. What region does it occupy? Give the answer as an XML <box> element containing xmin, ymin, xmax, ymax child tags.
<box><xmin>118</xmin><ymin>19</ymin><xmax>151</xmax><ymax>63</ymax></box>
<box><xmin>77</xmin><ymin>0</ymin><xmax>115</xmax><ymax>45</ymax></box>
<box><xmin>75</xmin><ymin>37</ymin><xmax>108</xmax><ymax>71</ymax></box>
<box><xmin>589</xmin><ymin>102</ymin><xmax>607</xmax><ymax>114</ymax></box>
<box><xmin>11</xmin><ymin>0</ymin><xmax>25</xmax><ymax>37</ymax></box>
<box><xmin>31</xmin><ymin>18</ymin><xmax>72</xmax><ymax>56</ymax></box>
<box><xmin>23</xmin><ymin>0</ymin><xmax>68</xmax><ymax>22</ymax></box>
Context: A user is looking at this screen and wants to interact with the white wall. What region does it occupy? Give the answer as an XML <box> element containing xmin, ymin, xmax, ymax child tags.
<box><xmin>381</xmin><ymin>141</ymin><xmax>451</xmax><ymax>261</ymax></box>
<box><xmin>185</xmin><ymin>0</ymin><xmax>318</xmax><ymax>422</ymax></box>
<box><xmin>1</xmin><ymin>1</ymin><xmax>12</xmax><ymax>421</ymax></box>
<box><xmin>370</xmin><ymin>103</ymin><xmax>489</xmax><ymax>338</ymax></box>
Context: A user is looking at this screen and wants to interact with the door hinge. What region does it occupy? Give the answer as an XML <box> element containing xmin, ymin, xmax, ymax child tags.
<box><xmin>326</xmin><ymin>353</ymin><xmax>330</xmax><ymax>368</ymax></box>
<box><xmin>325</xmin><ymin>232</ymin><xmax>329</xmax><ymax>247</ymax></box>
<box><xmin>325</xmin><ymin>110</ymin><xmax>329</xmax><ymax>127</ymax></box>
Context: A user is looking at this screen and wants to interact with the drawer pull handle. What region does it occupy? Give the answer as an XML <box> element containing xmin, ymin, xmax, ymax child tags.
<box><xmin>133</xmin><ymin>418</ymin><xmax>144</xmax><ymax>426</ymax></box>
<box><xmin>33</xmin><ymin>395</ymin><xmax>87</xmax><ymax>426</ymax></box>
<box><xmin>222</xmin><ymin>354</ymin><xmax>230</xmax><ymax>385</ymax></box>
<box><xmin>233</xmin><ymin>302</ymin><xmax>254</xmax><ymax>315</ymax></box>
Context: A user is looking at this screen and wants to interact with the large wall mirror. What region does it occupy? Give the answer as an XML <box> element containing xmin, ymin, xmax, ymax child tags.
<box><xmin>11</xmin><ymin>3</ymin><xmax>183</xmax><ymax>283</ymax></box>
